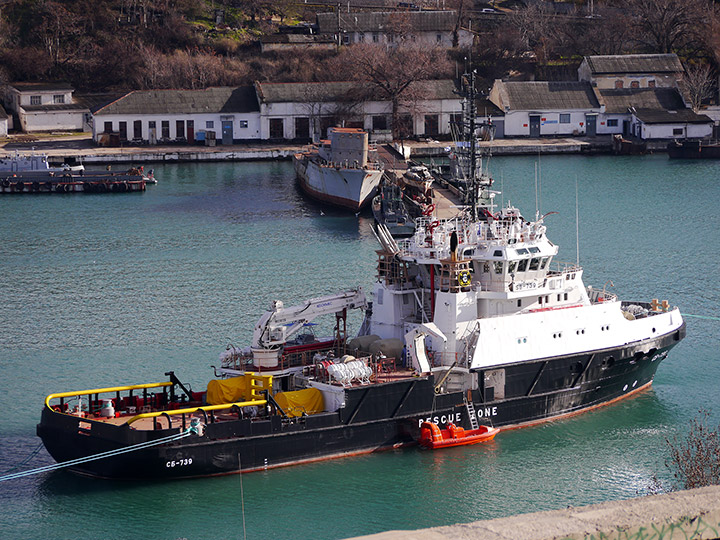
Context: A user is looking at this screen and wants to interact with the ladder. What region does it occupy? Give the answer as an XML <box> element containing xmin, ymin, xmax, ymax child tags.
<box><xmin>464</xmin><ymin>396</ymin><xmax>479</xmax><ymax>430</ymax></box>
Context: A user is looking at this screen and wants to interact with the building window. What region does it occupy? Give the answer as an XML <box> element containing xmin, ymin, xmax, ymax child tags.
<box><xmin>607</xmin><ymin>119</ymin><xmax>618</xmax><ymax>127</ymax></box>
<box><xmin>631</xmin><ymin>80</ymin><xmax>639</xmax><ymax>88</ymax></box>
<box><xmin>358</xmin><ymin>33</ymin><xmax>365</xmax><ymax>42</ymax></box>
<box><xmin>30</xmin><ymin>95</ymin><xmax>41</xmax><ymax>105</ymax></box>
<box><xmin>149</xmin><ymin>121</ymin><xmax>156</xmax><ymax>129</ymax></box>
<box><xmin>559</xmin><ymin>114</ymin><xmax>571</xmax><ymax>124</ymax></box>
<box><xmin>673</xmin><ymin>128</ymin><xmax>684</xmax><ymax>136</ymax></box>
<box><xmin>342</xmin><ymin>34</ymin><xmax>350</xmax><ymax>45</ymax></box>
<box><xmin>53</xmin><ymin>94</ymin><xmax>65</xmax><ymax>104</ymax></box>
<box><xmin>239</xmin><ymin>120</ymin><xmax>248</xmax><ymax>128</ymax></box>
<box><xmin>648</xmin><ymin>80</ymin><xmax>656</xmax><ymax>88</ymax></box>
<box><xmin>103</xmin><ymin>121</ymin><xmax>113</xmax><ymax>133</ymax></box>
<box><xmin>206</xmin><ymin>120</ymin><xmax>214</xmax><ymax>129</ymax></box>
<box><xmin>372</xmin><ymin>115</ymin><xmax>387</xmax><ymax>130</ymax></box>
<box><xmin>436</xmin><ymin>34</ymin><xmax>442</xmax><ymax>43</ymax></box>
<box><xmin>372</xmin><ymin>33</ymin><xmax>379</xmax><ymax>43</ymax></box>
<box><xmin>161</xmin><ymin>121</ymin><xmax>170</xmax><ymax>139</ymax></box>
<box><xmin>615</xmin><ymin>80</ymin><xmax>623</xmax><ymax>89</ymax></box>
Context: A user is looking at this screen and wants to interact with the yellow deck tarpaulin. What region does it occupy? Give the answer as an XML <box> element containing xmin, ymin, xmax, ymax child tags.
<box><xmin>274</xmin><ymin>388</ymin><xmax>324</xmax><ymax>417</ymax></box>
<box><xmin>206</xmin><ymin>377</ymin><xmax>246</xmax><ymax>405</ymax></box>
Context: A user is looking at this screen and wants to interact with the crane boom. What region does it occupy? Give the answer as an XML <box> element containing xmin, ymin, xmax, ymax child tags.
<box><xmin>252</xmin><ymin>288</ymin><xmax>367</xmax><ymax>354</ymax></box>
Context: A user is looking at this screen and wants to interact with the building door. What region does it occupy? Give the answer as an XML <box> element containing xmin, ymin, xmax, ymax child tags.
<box><xmin>133</xmin><ymin>120</ymin><xmax>142</xmax><ymax>140</ymax></box>
<box><xmin>586</xmin><ymin>114</ymin><xmax>597</xmax><ymax>136</ymax></box>
<box><xmin>269</xmin><ymin>118</ymin><xmax>284</xmax><ymax>140</ymax></box>
<box><xmin>623</xmin><ymin>120</ymin><xmax>630</xmax><ymax>136</ymax></box>
<box><xmin>118</xmin><ymin>121</ymin><xmax>127</xmax><ymax>141</ymax></box>
<box><xmin>295</xmin><ymin>117</ymin><xmax>310</xmax><ymax>140</ymax></box>
<box><xmin>187</xmin><ymin>120</ymin><xmax>194</xmax><ymax>144</ymax></box>
<box><xmin>529</xmin><ymin>115</ymin><xmax>540</xmax><ymax>137</ymax></box>
<box><xmin>424</xmin><ymin>114</ymin><xmax>439</xmax><ymax>136</ymax></box>
<box><xmin>222</xmin><ymin>120</ymin><xmax>233</xmax><ymax>145</ymax></box>
<box><xmin>176</xmin><ymin>120</ymin><xmax>185</xmax><ymax>140</ymax></box>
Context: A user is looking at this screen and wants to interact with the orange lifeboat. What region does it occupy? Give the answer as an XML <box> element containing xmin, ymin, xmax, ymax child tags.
<box><xmin>418</xmin><ymin>421</ymin><xmax>499</xmax><ymax>449</ymax></box>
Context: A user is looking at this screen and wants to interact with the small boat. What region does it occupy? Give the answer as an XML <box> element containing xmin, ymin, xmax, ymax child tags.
<box><xmin>371</xmin><ymin>182</ymin><xmax>415</xmax><ymax>237</ymax></box>
<box><xmin>419</xmin><ymin>421</ymin><xmax>499</xmax><ymax>449</ymax></box>
<box><xmin>667</xmin><ymin>139</ymin><xmax>720</xmax><ymax>159</ymax></box>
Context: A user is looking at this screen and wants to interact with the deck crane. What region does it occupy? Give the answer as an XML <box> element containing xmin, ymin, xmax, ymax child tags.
<box><xmin>251</xmin><ymin>288</ymin><xmax>367</xmax><ymax>368</ymax></box>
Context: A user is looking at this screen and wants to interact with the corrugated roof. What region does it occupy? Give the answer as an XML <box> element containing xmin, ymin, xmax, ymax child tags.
<box><xmin>317</xmin><ymin>10</ymin><xmax>457</xmax><ymax>33</ymax></box>
<box><xmin>22</xmin><ymin>103</ymin><xmax>89</xmax><ymax>113</ymax></box>
<box><xmin>585</xmin><ymin>54</ymin><xmax>683</xmax><ymax>75</ymax></box>
<box><xmin>599</xmin><ymin>87</ymin><xmax>686</xmax><ymax>114</ymax></box>
<box><xmin>634</xmin><ymin>108</ymin><xmax>712</xmax><ymax>124</ymax></box>
<box><xmin>256</xmin><ymin>79</ymin><xmax>458</xmax><ymax>103</ymax></box>
<box><xmin>95</xmin><ymin>87</ymin><xmax>259</xmax><ymax>115</ymax></box>
<box><xmin>498</xmin><ymin>81</ymin><xmax>600</xmax><ymax>110</ymax></box>
<box><xmin>260</xmin><ymin>34</ymin><xmax>335</xmax><ymax>44</ymax></box>
<box><xmin>10</xmin><ymin>82</ymin><xmax>74</xmax><ymax>92</ymax></box>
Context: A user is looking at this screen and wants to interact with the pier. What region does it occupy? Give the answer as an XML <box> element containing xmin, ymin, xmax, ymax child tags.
<box><xmin>344</xmin><ymin>485</ymin><xmax>720</xmax><ymax>540</ymax></box>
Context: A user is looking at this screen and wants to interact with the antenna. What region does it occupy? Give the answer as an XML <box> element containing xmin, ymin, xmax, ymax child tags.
<box><xmin>534</xmin><ymin>162</ymin><xmax>539</xmax><ymax>219</ymax></box>
<box><xmin>575</xmin><ymin>175</ymin><xmax>580</xmax><ymax>267</ymax></box>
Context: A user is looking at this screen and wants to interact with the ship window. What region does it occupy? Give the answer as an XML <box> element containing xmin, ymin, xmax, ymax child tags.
<box><xmin>494</xmin><ymin>261</ymin><xmax>503</xmax><ymax>274</ymax></box>
<box><xmin>539</xmin><ymin>296</ymin><xmax>543</xmax><ymax>304</ymax></box>
<box><xmin>516</xmin><ymin>248</ymin><xmax>528</xmax><ymax>255</ymax></box>
<box><xmin>517</xmin><ymin>299</ymin><xmax>522</xmax><ymax>307</ymax></box>
<box><xmin>557</xmin><ymin>294</ymin><xmax>561</xmax><ymax>301</ymax></box>
<box><xmin>30</xmin><ymin>95</ymin><xmax>41</xmax><ymax>105</ymax></box>
<box><xmin>483</xmin><ymin>262</ymin><xmax>490</xmax><ymax>273</ymax></box>
<box><xmin>540</xmin><ymin>257</ymin><xmax>549</xmax><ymax>269</ymax></box>
<box><xmin>517</xmin><ymin>259</ymin><xmax>528</xmax><ymax>272</ymax></box>
<box><xmin>529</xmin><ymin>247</ymin><xmax>540</xmax><ymax>253</ymax></box>
<box><xmin>564</xmin><ymin>292</ymin><xmax>568</xmax><ymax>300</ymax></box>
<box><xmin>545</xmin><ymin>296</ymin><xmax>549</xmax><ymax>303</ymax></box>
<box><xmin>508</xmin><ymin>261</ymin><xmax>517</xmax><ymax>273</ymax></box>
<box><xmin>529</xmin><ymin>258</ymin><xmax>540</xmax><ymax>271</ymax></box>
<box><xmin>493</xmin><ymin>250</ymin><xmax>502</xmax><ymax>257</ymax></box>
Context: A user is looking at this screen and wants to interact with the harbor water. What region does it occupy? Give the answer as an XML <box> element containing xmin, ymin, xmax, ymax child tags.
<box><xmin>1</xmin><ymin>154</ymin><xmax>718</xmax><ymax>540</ymax></box>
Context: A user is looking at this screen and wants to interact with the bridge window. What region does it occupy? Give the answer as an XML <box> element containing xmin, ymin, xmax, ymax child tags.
<box><xmin>529</xmin><ymin>258</ymin><xmax>540</xmax><ymax>271</ymax></box>
<box><xmin>517</xmin><ymin>259</ymin><xmax>528</xmax><ymax>272</ymax></box>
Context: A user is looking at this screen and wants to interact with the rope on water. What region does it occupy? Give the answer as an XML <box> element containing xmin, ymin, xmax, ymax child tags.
<box><xmin>2</xmin><ymin>442</ymin><xmax>44</xmax><ymax>474</ymax></box>
<box><xmin>683</xmin><ymin>314</ymin><xmax>720</xmax><ymax>322</ymax></box>
<box><xmin>0</xmin><ymin>430</ymin><xmax>193</xmax><ymax>483</ymax></box>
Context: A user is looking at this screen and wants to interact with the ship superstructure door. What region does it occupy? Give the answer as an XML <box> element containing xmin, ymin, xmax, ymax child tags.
<box><xmin>483</xmin><ymin>369</ymin><xmax>505</xmax><ymax>401</ymax></box>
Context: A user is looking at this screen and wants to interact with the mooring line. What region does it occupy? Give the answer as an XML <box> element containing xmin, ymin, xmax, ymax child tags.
<box><xmin>0</xmin><ymin>430</ymin><xmax>192</xmax><ymax>482</ymax></box>
<box><xmin>683</xmin><ymin>314</ymin><xmax>720</xmax><ymax>321</ymax></box>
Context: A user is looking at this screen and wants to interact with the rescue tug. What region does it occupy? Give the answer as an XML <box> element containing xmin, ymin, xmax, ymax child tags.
<box><xmin>36</xmin><ymin>75</ymin><xmax>685</xmax><ymax>480</ymax></box>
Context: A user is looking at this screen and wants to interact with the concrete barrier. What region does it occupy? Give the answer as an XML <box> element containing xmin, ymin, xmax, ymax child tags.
<box><xmin>345</xmin><ymin>485</ymin><xmax>720</xmax><ymax>540</ymax></box>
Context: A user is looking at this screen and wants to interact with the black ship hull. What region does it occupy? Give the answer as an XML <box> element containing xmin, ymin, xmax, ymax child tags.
<box><xmin>37</xmin><ymin>324</ymin><xmax>685</xmax><ymax>479</ymax></box>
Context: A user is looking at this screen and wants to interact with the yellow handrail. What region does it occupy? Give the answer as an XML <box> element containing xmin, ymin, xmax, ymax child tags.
<box><xmin>45</xmin><ymin>382</ymin><xmax>174</xmax><ymax>409</ymax></box>
<box><xmin>126</xmin><ymin>399</ymin><xmax>267</xmax><ymax>426</ymax></box>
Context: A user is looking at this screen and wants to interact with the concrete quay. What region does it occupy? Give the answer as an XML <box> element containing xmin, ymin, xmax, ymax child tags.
<box><xmin>344</xmin><ymin>485</ymin><xmax>720</xmax><ymax>540</ymax></box>
<box><xmin>0</xmin><ymin>134</ymin><xmax>617</xmax><ymax>164</ymax></box>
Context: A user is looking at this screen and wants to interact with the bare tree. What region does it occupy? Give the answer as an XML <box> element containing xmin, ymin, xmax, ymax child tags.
<box><xmin>665</xmin><ymin>411</ymin><xmax>720</xmax><ymax>490</ymax></box>
<box><xmin>624</xmin><ymin>0</ymin><xmax>708</xmax><ymax>54</ymax></box>
<box><xmin>338</xmin><ymin>43</ymin><xmax>451</xmax><ymax>139</ymax></box>
<box><xmin>680</xmin><ymin>62</ymin><xmax>716</xmax><ymax>111</ymax></box>
<box><xmin>510</xmin><ymin>2</ymin><xmax>558</xmax><ymax>63</ymax></box>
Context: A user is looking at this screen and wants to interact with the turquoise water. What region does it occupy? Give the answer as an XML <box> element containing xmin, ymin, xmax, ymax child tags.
<box><xmin>0</xmin><ymin>155</ymin><xmax>718</xmax><ymax>539</ymax></box>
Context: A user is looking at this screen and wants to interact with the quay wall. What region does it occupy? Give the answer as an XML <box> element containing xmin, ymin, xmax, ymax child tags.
<box><xmin>0</xmin><ymin>135</ymin><xmax>675</xmax><ymax>164</ymax></box>
<box><xmin>343</xmin><ymin>485</ymin><xmax>720</xmax><ymax>540</ymax></box>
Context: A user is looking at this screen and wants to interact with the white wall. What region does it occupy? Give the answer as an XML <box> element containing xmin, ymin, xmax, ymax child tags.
<box><xmin>637</xmin><ymin>120</ymin><xmax>713</xmax><ymax>140</ymax></box>
<box><xmin>502</xmin><ymin>110</ymin><xmax>597</xmax><ymax>136</ymax></box>
<box><xmin>596</xmin><ymin>114</ymin><xmax>628</xmax><ymax>135</ymax></box>
<box><xmin>21</xmin><ymin>110</ymin><xmax>85</xmax><ymax>132</ymax></box>
<box><xmin>94</xmin><ymin>113</ymin><xmax>261</xmax><ymax>143</ymax></box>
<box><xmin>0</xmin><ymin>118</ymin><xmax>7</xmax><ymax>137</ymax></box>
